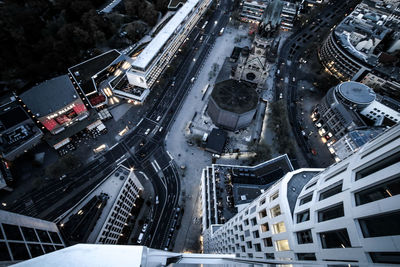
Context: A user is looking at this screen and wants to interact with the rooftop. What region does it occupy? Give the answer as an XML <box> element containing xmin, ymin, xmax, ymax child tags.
<box><xmin>336</xmin><ymin>81</ymin><xmax>376</xmax><ymax>105</ymax></box>
<box><xmin>69</xmin><ymin>50</ymin><xmax>122</xmax><ymax>95</ymax></box>
<box><xmin>286</xmin><ymin>170</ymin><xmax>320</xmax><ymax>216</ymax></box>
<box><xmin>205</xmin><ymin>128</ymin><xmax>227</xmax><ymax>155</ymax></box>
<box><xmin>211</xmin><ymin>79</ymin><xmax>259</xmax><ymax>114</ymax></box>
<box><xmin>60</xmin><ymin>166</ymin><xmax>135</xmax><ymax>243</ymax></box>
<box><xmin>19</xmin><ymin>75</ymin><xmax>78</xmax><ymax>117</ymax></box>
<box><xmin>333</xmin><ymin>1</ymin><xmax>399</xmax><ymax>66</ymax></box>
<box><xmin>131</xmin><ymin>0</ymin><xmax>200</xmax><ymax>71</ymax></box>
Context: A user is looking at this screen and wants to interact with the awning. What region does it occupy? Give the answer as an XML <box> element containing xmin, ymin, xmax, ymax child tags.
<box><xmin>53</xmin><ymin>137</ymin><xmax>71</xmax><ymax>150</ymax></box>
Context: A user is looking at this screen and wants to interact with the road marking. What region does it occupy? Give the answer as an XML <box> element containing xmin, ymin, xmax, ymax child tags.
<box><xmin>151</xmin><ymin>161</ymin><xmax>158</xmax><ymax>172</ymax></box>
<box><xmin>139</xmin><ymin>171</ymin><xmax>149</xmax><ymax>180</ymax></box>
<box><xmin>115</xmin><ymin>154</ymin><xmax>127</xmax><ymax>165</ymax></box>
<box><xmin>153</xmin><ymin>160</ymin><xmax>161</xmax><ymax>171</ymax></box>
<box><xmin>166</xmin><ymin>150</ymin><xmax>174</xmax><ymax>160</ymax></box>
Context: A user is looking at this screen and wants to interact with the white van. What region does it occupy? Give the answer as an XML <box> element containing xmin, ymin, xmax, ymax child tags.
<box><xmin>137</xmin><ymin>233</ymin><xmax>144</xmax><ymax>244</ymax></box>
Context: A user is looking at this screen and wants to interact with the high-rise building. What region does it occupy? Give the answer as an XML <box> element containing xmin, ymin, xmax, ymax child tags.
<box><xmin>203</xmin><ymin>123</ymin><xmax>400</xmax><ymax>264</ymax></box>
<box><xmin>0</xmin><ymin>210</ymin><xmax>65</xmax><ymax>265</ymax></box>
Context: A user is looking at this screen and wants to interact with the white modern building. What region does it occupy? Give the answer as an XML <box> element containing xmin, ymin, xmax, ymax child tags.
<box><xmin>126</xmin><ymin>0</ymin><xmax>211</xmax><ymax>98</ymax></box>
<box><xmin>59</xmin><ymin>165</ymin><xmax>143</xmax><ymax>245</ymax></box>
<box><xmin>203</xmin><ymin>123</ymin><xmax>400</xmax><ymax>265</ymax></box>
<box><xmin>0</xmin><ymin>210</ymin><xmax>65</xmax><ymax>264</ymax></box>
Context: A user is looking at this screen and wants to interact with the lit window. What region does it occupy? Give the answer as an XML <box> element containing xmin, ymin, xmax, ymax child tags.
<box><xmin>273</xmin><ymin>222</ymin><xmax>286</xmax><ymax>234</ymax></box>
<box><xmin>276</xmin><ymin>239</ymin><xmax>290</xmax><ymax>251</ymax></box>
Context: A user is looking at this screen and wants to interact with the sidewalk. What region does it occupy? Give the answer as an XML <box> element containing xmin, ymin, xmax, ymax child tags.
<box><xmin>165</xmin><ymin>22</ymin><xmax>252</xmax><ymax>253</ymax></box>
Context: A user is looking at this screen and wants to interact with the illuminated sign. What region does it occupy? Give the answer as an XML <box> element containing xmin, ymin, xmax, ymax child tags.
<box><xmin>46</xmin><ymin>103</ymin><xmax>76</xmax><ymax>120</ymax></box>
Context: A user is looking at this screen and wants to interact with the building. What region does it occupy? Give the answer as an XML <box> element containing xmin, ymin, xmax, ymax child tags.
<box><xmin>233</xmin><ymin>35</ymin><xmax>270</xmax><ymax>89</ymax></box>
<box><xmin>201</xmin><ymin>155</ymin><xmax>294</xmax><ymax>238</ymax></box>
<box><xmin>204</xmin><ymin>128</ymin><xmax>227</xmax><ymax>155</ymax></box>
<box><xmin>60</xmin><ymin>165</ymin><xmax>143</xmax><ymax>245</ymax></box>
<box><xmin>240</xmin><ymin>0</ymin><xmax>268</xmax><ymax>23</ymax></box>
<box><xmin>330</xmin><ymin>127</ymin><xmax>385</xmax><ymax>161</ymax></box>
<box><xmin>311</xmin><ymin>82</ymin><xmax>369</xmax><ymax>144</ymax></box>
<box><xmin>360</xmin><ymin>94</ymin><xmax>400</xmax><ymax>125</ymax></box>
<box><xmin>258</xmin><ymin>0</ymin><xmax>283</xmax><ymax>38</ymax></box>
<box><xmin>0</xmin><ymin>94</ymin><xmax>43</xmax><ymax>161</ymax></box>
<box><xmin>319</xmin><ymin>0</ymin><xmax>400</xmax><ymax>91</ymax></box>
<box><xmin>0</xmin><ymin>210</ymin><xmax>65</xmax><ymax>264</ymax></box>
<box><xmin>207</xmin><ymin>79</ymin><xmax>259</xmax><ymax>131</ymax></box>
<box><xmin>203</xmin><ymin>123</ymin><xmax>400</xmax><ymax>265</ymax></box>
<box><xmin>17</xmin><ymin>75</ymin><xmax>102</xmax><ymax>151</ymax></box>
<box><xmin>360</xmin><ymin>69</ymin><xmax>400</xmax><ymax>102</ymax></box>
<box><xmin>68</xmin><ymin>50</ymin><xmax>127</xmax><ymax>108</ymax></box>
<box><xmin>126</xmin><ymin>0</ymin><xmax>211</xmax><ymax>97</ymax></box>
<box><xmin>312</xmin><ymin>81</ymin><xmax>400</xmax><ymax>149</ymax></box>
<box><xmin>280</xmin><ymin>1</ymin><xmax>297</xmax><ymax>31</ymax></box>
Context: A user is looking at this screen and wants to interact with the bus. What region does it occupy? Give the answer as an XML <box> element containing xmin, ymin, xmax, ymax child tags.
<box><xmin>201</xmin><ymin>21</ymin><xmax>208</xmax><ymax>31</ymax></box>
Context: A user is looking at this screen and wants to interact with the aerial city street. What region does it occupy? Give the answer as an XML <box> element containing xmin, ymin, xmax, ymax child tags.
<box><xmin>0</xmin><ymin>0</ymin><xmax>399</xmax><ymax>265</ymax></box>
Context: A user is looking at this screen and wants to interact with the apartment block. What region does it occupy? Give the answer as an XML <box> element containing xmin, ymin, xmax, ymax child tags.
<box><xmin>204</xmin><ymin>123</ymin><xmax>400</xmax><ymax>265</ymax></box>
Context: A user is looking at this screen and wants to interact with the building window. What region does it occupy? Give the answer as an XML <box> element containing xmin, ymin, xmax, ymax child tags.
<box><xmin>240</xmin><ymin>235</ymin><xmax>244</xmax><ymax>241</ymax></box>
<box><xmin>369</xmin><ymin>252</ymin><xmax>400</xmax><ymax>264</ymax></box>
<box><xmin>20</xmin><ymin>227</ymin><xmax>38</xmax><ymax>242</ymax></box>
<box><xmin>275</xmin><ymin>239</ymin><xmax>290</xmax><ymax>251</ymax></box>
<box><xmin>319</xmin><ymin>183</ymin><xmax>342</xmax><ymax>201</ymax></box>
<box><xmin>355</xmin><ymin>176</ymin><xmax>400</xmax><ymax>206</ymax></box>
<box><xmin>250</xmin><ymin>217</ymin><xmax>257</xmax><ymax>226</ymax></box>
<box><xmin>273</xmin><ymin>222</ymin><xmax>286</xmax><ymax>234</ymax></box>
<box><xmin>259</xmin><ymin>209</ymin><xmax>267</xmax><ymax>219</ymax></box>
<box><xmin>2</xmin><ymin>224</ymin><xmax>23</xmax><ymax>241</ymax></box>
<box><xmin>254</xmin><ymin>243</ymin><xmax>262</xmax><ymax>252</ymax></box>
<box><xmin>263</xmin><ymin>237</ymin><xmax>272</xmax><ymax>247</ymax></box>
<box><xmin>296</xmin><ymin>253</ymin><xmax>316</xmax><ymax>261</ymax></box>
<box><xmin>299</xmin><ymin>194</ymin><xmax>312</xmax><ymax>205</ymax></box>
<box><xmin>270</xmin><ymin>191</ymin><xmax>279</xmax><ymax>201</ymax></box>
<box><xmin>296</xmin><ymin>210</ymin><xmax>310</xmax><ymax>223</ymax></box>
<box><xmin>246</xmin><ymin>241</ymin><xmax>252</xmax><ymax>249</ymax></box>
<box><xmin>357</xmin><ymin>151</ymin><xmax>400</xmax><ymax>180</ymax></box>
<box><xmin>318</xmin><ymin>203</ymin><xmax>344</xmax><ymax>222</ymax></box>
<box><xmin>244</xmin><ymin>230</ymin><xmax>250</xmax><ymax>237</ymax></box>
<box><xmin>270</xmin><ymin>205</ymin><xmax>281</xmax><ymax>217</ymax></box>
<box><xmin>239</xmin><ymin>225</ymin><xmax>243</xmax><ymax>231</ymax></box>
<box><xmin>241</xmin><ymin>246</ymin><xmax>245</xmax><ymax>252</ymax></box>
<box><xmin>259</xmin><ymin>198</ymin><xmax>266</xmax><ymax>206</ymax></box>
<box><xmin>248</xmin><ymin>253</ymin><xmax>253</xmax><ymax>258</ymax></box>
<box><xmin>244</xmin><ymin>219</ymin><xmax>249</xmax><ymax>226</ymax></box>
<box><xmin>252</xmin><ymin>230</ymin><xmax>259</xmax><ymax>238</ymax></box>
<box><xmin>297</xmin><ymin>229</ymin><xmax>313</xmax><ymax>244</ymax></box>
<box><xmin>359</xmin><ymin>210</ymin><xmax>400</xmax><ymax>238</ymax></box>
<box><xmin>261</xmin><ymin>222</ymin><xmax>269</xmax><ymax>232</ymax></box>
<box><xmin>319</xmin><ymin>228</ymin><xmax>351</xmax><ymax>249</ymax></box>
<box><xmin>265</xmin><ymin>253</ymin><xmax>275</xmax><ymax>259</ymax></box>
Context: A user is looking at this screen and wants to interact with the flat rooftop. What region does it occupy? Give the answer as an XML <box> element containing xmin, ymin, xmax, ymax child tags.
<box><xmin>19</xmin><ymin>75</ymin><xmax>78</xmax><ymax>117</ymax></box>
<box><xmin>131</xmin><ymin>0</ymin><xmax>200</xmax><ymax>71</ymax></box>
<box><xmin>60</xmin><ymin>166</ymin><xmax>133</xmax><ymax>243</ymax></box>
<box><xmin>336</xmin><ymin>81</ymin><xmax>376</xmax><ymax>105</ymax></box>
<box><xmin>69</xmin><ymin>50</ymin><xmax>122</xmax><ymax>95</ymax></box>
<box><xmin>211</xmin><ymin>79</ymin><xmax>259</xmax><ymax>114</ymax></box>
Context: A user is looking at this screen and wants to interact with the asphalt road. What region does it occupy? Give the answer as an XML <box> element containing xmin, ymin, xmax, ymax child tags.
<box><xmin>274</xmin><ymin>0</ymin><xmax>361</xmax><ymax>167</ymax></box>
<box><xmin>6</xmin><ymin>0</ymin><xmax>232</xmax><ymax>250</ymax></box>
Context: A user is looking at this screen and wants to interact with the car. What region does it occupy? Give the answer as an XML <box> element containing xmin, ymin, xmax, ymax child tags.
<box><xmin>292</xmin><ymin>77</ymin><xmax>296</xmax><ymax>82</ymax></box>
<box><xmin>171</xmin><ymin>81</ymin><xmax>175</xmax><ymax>86</ymax></box>
<box><xmin>156</xmin><ymin>116</ymin><xmax>161</xmax><ymax>122</ymax></box>
<box><xmin>279</xmin><ymin>93</ymin><xmax>283</xmax><ymax>99</ymax></box>
<box><xmin>144</xmin><ymin>128</ymin><xmax>151</xmax><ymax>135</ymax></box>
<box><xmin>159</xmin><ymin>127</ymin><xmax>163</xmax><ymax>132</ymax></box>
<box><xmin>142</xmin><ymin>223</ymin><xmax>148</xmax><ymax>232</ymax></box>
<box><xmin>137</xmin><ymin>233</ymin><xmax>144</xmax><ymax>244</ymax></box>
<box><xmin>155</xmin><ymin>196</ymin><xmax>159</xmax><ymax>204</ymax></box>
<box><xmin>59</xmin><ymin>174</ymin><xmax>67</xmax><ymax>181</ymax></box>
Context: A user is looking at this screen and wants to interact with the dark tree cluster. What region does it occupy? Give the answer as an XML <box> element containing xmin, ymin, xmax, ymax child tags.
<box><xmin>0</xmin><ymin>0</ymin><xmax>170</xmax><ymax>92</ymax></box>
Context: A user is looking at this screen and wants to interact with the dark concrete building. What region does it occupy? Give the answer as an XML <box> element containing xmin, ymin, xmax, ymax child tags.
<box><xmin>207</xmin><ymin>80</ymin><xmax>258</xmax><ymax>131</ymax></box>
